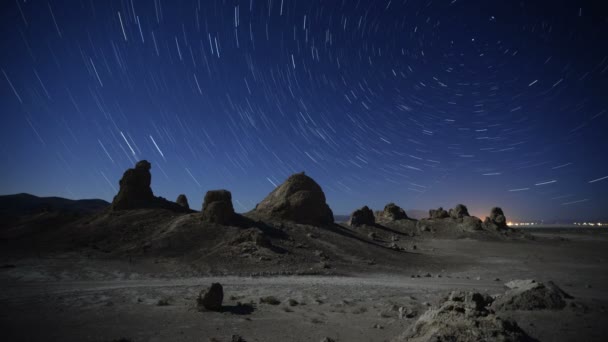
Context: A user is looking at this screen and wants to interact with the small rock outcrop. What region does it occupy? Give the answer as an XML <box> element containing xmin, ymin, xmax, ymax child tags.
<box><xmin>251</xmin><ymin>172</ymin><xmax>334</xmax><ymax>225</ymax></box>
<box><xmin>429</xmin><ymin>207</ymin><xmax>449</xmax><ymax>219</ymax></box>
<box><xmin>111</xmin><ymin>160</ymin><xmax>155</xmax><ymax>210</ymax></box>
<box><xmin>484</xmin><ymin>207</ymin><xmax>508</xmax><ymax>229</ymax></box>
<box><xmin>379</xmin><ymin>203</ymin><xmax>408</xmax><ymax>221</ymax></box>
<box><xmin>349</xmin><ymin>206</ymin><xmax>375</xmax><ymax>226</ymax></box>
<box><xmin>492</xmin><ymin>279</ymin><xmax>573</xmax><ymax>311</ymax></box>
<box><xmin>201</xmin><ymin>190</ymin><xmax>235</xmax><ymax>225</ymax></box>
<box><xmin>396</xmin><ymin>291</ymin><xmax>534</xmax><ymax>342</ymax></box>
<box><xmin>449</xmin><ymin>204</ymin><xmax>470</xmax><ymax>219</ymax></box>
<box><xmin>197</xmin><ymin>283</ymin><xmax>224</xmax><ymax>311</ymax></box>
<box><xmin>176</xmin><ymin>194</ymin><xmax>189</xmax><ymax>209</ymax></box>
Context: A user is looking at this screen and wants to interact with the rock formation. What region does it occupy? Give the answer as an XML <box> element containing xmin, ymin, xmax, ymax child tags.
<box><xmin>111</xmin><ymin>160</ymin><xmax>155</xmax><ymax>210</ymax></box>
<box><xmin>449</xmin><ymin>204</ymin><xmax>470</xmax><ymax>219</ymax></box>
<box><xmin>176</xmin><ymin>194</ymin><xmax>189</xmax><ymax>209</ymax></box>
<box><xmin>429</xmin><ymin>207</ymin><xmax>449</xmax><ymax>219</ymax></box>
<box><xmin>251</xmin><ymin>172</ymin><xmax>334</xmax><ymax>225</ymax></box>
<box><xmin>492</xmin><ymin>279</ymin><xmax>573</xmax><ymax>311</ymax></box>
<box><xmin>484</xmin><ymin>207</ymin><xmax>508</xmax><ymax>229</ymax></box>
<box><xmin>111</xmin><ymin>160</ymin><xmax>188</xmax><ymax>212</ymax></box>
<box><xmin>379</xmin><ymin>203</ymin><xmax>408</xmax><ymax>221</ymax></box>
<box><xmin>349</xmin><ymin>206</ymin><xmax>375</xmax><ymax>226</ymax></box>
<box><xmin>396</xmin><ymin>291</ymin><xmax>534</xmax><ymax>342</ymax></box>
<box><xmin>201</xmin><ymin>190</ymin><xmax>235</xmax><ymax>225</ymax></box>
<box><xmin>197</xmin><ymin>283</ymin><xmax>224</xmax><ymax>311</ymax></box>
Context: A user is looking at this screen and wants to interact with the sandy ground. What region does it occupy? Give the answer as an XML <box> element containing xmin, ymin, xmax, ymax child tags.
<box><xmin>1</xmin><ymin>230</ymin><xmax>608</xmax><ymax>342</ymax></box>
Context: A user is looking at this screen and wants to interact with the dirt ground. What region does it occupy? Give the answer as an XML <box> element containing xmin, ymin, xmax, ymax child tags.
<box><xmin>1</xmin><ymin>229</ymin><xmax>607</xmax><ymax>342</ymax></box>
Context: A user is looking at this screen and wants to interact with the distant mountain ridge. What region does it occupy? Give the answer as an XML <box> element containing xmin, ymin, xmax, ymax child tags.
<box><xmin>0</xmin><ymin>193</ymin><xmax>109</xmax><ymax>217</ymax></box>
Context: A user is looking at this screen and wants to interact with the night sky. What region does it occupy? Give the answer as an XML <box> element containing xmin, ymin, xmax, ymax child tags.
<box><xmin>1</xmin><ymin>1</ymin><xmax>607</xmax><ymax>221</ymax></box>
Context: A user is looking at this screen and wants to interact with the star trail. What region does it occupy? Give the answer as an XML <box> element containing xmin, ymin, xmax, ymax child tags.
<box><xmin>0</xmin><ymin>0</ymin><xmax>607</xmax><ymax>221</ymax></box>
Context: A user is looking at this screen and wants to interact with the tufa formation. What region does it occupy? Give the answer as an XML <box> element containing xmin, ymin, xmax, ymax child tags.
<box><xmin>111</xmin><ymin>160</ymin><xmax>186</xmax><ymax>212</ymax></box>
<box><xmin>379</xmin><ymin>203</ymin><xmax>408</xmax><ymax>221</ymax></box>
<box><xmin>251</xmin><ymin>172</ymin><xmax>334</xmax><ymax>225</ymax></box>
<box><xmin>429</xmin><ymin>207</ymin><xmax>449</xmax><ymax>219</ymax></box>
<box><xmin>484</xmin><ymin>207</ymin><xmax>508</xmax><ymax>230</ymax></box>
<box><xmin>449</xmin><ymin>204</ymin><xmax>470</xmax><ymax>219</ymax></box>
<box><xmin>349</xmin><ymin>206</ymin><xmax>375</xmax><ymax>226</ymax></box>
<box><xmin>176</xmin><ymin>194</ymin><xmax>189</xmax><ymax>209</ymax></box>
<box><xmin>201</xmin><ymin>190</ymin><xmax>235</xmax><ymax>225</ymax></box>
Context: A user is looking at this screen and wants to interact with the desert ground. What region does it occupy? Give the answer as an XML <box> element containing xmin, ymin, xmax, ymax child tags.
<box><xmin>2</xmin><ymin>226</ymin><xmax>607</xmax><ymax>342</ymax></box>
<box><xmin>1</xmin><ymin>169</ymin><xmax>607</xmax><ymax>341</ymax></box>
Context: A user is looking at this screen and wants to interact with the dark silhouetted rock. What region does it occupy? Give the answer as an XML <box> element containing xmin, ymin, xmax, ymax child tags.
<box><xmin>492</xmin><ymin>279</ymin><xmax>572</xmax><ymax>311</ymax></box>
<box><xmin>484</xmin><ymin>207</ymin><xmax>508</xmax><ymax>230</ymax></box>
<box><xmin>251</xmin><ymin>172</ymin><xmax>334</xmax><ymax>225</ymax></box>
<box><xmin>111</xmin><ymin>160</ymin><xmax>156</xmax><ymax>210</ymax></box>
<box><xmin>111</xmin><ymin>160</ymin><xmax>188</xmax><ymax>212</ymax></box>
<box><xmin>429</xmin><ymin>207</ymin><xmax>449</xmax><ymax>219</ymax></box>
<box><xmin>379</xmin><ymin>203</ymin><xmax>408</xmax><ymax>221</ymax></box>
<box><xmin>201</xmin><ymin>190</ymin><xmax>235</xmax><ymax>225</ymax></box>
<box><xmin>449</xmin><ymin>204</ymin><xmax>470</xmax><ymax>219</ymax></box>
<box><xmin>396</xmin><ymin>290</ymin><xmax>535</xmax><ymax>342</ymax></box>
<box><xmin>349</xmin><ymin>206</ymin><xmax>375</xmax><ymax>226</ymax></box>
<box><xmin>176</xmin><ymin>194</ymin><xmax>189</xmax><ymax>209</ymax></box>
<box><xmin>197</xmin><ymin>283</ymin><xmax>224</xmax><ymax>311</ymax></box>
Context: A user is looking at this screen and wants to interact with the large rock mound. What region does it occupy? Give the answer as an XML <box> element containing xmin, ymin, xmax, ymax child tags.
<box><xmin>449</xmin><ymin>204</ymin><xmax>470</xmax><ymax>219</ymax></box>
<box><xmin>396</xmin><ymin>291</ymin><xmax>535</xmax><ymax>342</ymax></box>
<box><xmin>492</xmin><ymin>279</ymin><xmax>573</xmax><ymax>311</ymax></box>
<box><xmin>201</xmin><ymin>190</ymin><xmax>235</xmax><ymax>225</ymax></box>
<box><xmin>251</xmin><ymin>172</ymin><xmax>334</xmax><ymax>225</ymax></box>
<box><xmin>349</xmin><ymin>206</ymin><xmax>375</xmax><ymax>227</ymax></box>
<box><xmin>378</xmin><ymin>203</ymin><xmax>408</xmax><ymax>221</ymax></box>
<box><xmin>484</xmin><ymin>207</ymin><xmax>508</xmax><ymax>230</ymax></box>
<box><xmin>429</xmin><ymin>207</ymin><xmax>449</xmax><ymax>219</ymax></box>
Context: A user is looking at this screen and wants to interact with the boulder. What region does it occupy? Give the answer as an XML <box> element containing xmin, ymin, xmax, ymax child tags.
<box><xmin>492</xmin><ymin>279</ymin><xmax>572</xmax><ymax>311</ymax></box>
<box><xmin>380</xmin><ymin>203</ymin><xmax>408</xmax><ymax>221</ymax></box>
<box><xmin>251</xmin><ymin>172</ymin><xmax>334</xmax><ymax>225</ymax></box>
<box><xmin>201</xmin><ymin>190</ymin><xmax>235</xmax><ymax>225</ymax></box>
<box><xmin>484</xmin><ymin>207</ymin><xmax>508</xmax><ymax>230</ymax></box>
<box><xmin>449</xmin><ymin>204</ymin><xmax>470</xmax><ymax>219</ymax></box>
<box><xmin>176</xmin><ymin>194</ymin><xmax>189</xmax><ymax>209</ymax></box>
<box><xmin>349</xmin><ymin>206</ymin><xmax>375</xmax><ymax>226</ymax></box>
<box><xmin>395</xmin><ymin>290</ymin><xmax>534</xmax><ymax>342</ymax></box>
<box><xmin>197</xmin><ymin>283</ymin><xmax>224</xmax><ymax>311</ymax></box>
<box><xmin>429</xmin><ymin>207</ymin><xmax>449</xmax><ymax>219</ymax></box>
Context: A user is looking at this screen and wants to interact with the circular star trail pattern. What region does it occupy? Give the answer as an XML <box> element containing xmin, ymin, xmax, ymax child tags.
<box><xmin>1</xmin><ymin>0</ymin><xmax>607</xmax><ymax>221</ymax></box>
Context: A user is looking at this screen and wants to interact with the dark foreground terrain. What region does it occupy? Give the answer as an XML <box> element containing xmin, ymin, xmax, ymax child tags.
<box><xmin>1</xmin><ymin>223</ymin><xmax>607</xmax><ymax>342</ymax></box>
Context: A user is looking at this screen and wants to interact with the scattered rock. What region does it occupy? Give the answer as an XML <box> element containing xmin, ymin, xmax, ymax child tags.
<box><xmin>288</xmin><ymin>299</ymin><xmax>299</xmax><ymax>306</ymax></box>
<box><xmin>368</xmin><ymin>232</ymin><xmax>377</xmax><ymax>240</ymax></box>
<box><xmin>176</xmin><ymin>194</ymin><xmax>189</xmax><ymax>209</ymax></box>
<box><xmin>449</xmin><ymin>204</ymin><xmax>470</xmax><ymax>219</ymax></box>
<box><xmin>349</xmin><ymin>206</ymin><xmax>375</xmax><ymax>226</ymax></box>
<box><xmin>399</xmin><ymin>306</ymin><xmax>417</xmax><ymax>319</ymax></box>
<box><xmin>231</xmin><ymin>335</ymin><xmax>246</xmax><ymax>342</ymax></box>
<box><xmin>373</xmin><ymin>324</ymin><xmax>384</xmax><ymax>329</ymax></box>
<box><xmin>492</xmin><ymin>279</ymin><xmax>573</xmax><ymax>311</ymax></box>
<box><xmin>380</xmin><ymin>202</ymin><xmax>408</xmax><ymax>221</ymax></box>
<box><xmin>251</xmin><ymin>172</ymin><xmax>334</xmax><ymax>225</ymax></box>
<box><xmin>396</xmin><ymin>291</ymin><xmax>535</xmax><ymax>342</ymax></box>
<box><xmin>320</xmin><ymin>338</ymin><xmax>336</xmax><ymax>342</ymax></box>
<box><xmin>201</xmin><ymin>190</ymin><xmax>235</xmax><ymax>225</ymax></box>
<box><xmin>197</xmin><ymin>283</ymin><xmax>224</xmax><ymax>311</ymax></box>
<box><xmin>260</xmin><ymin>296</ymin><xmax>281</xmax><ymax>305</ymax></box>
<box><xmin>428</xmin><ymin>207</ymin><xmax>449</xmax><ymax>219</ymax></box>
